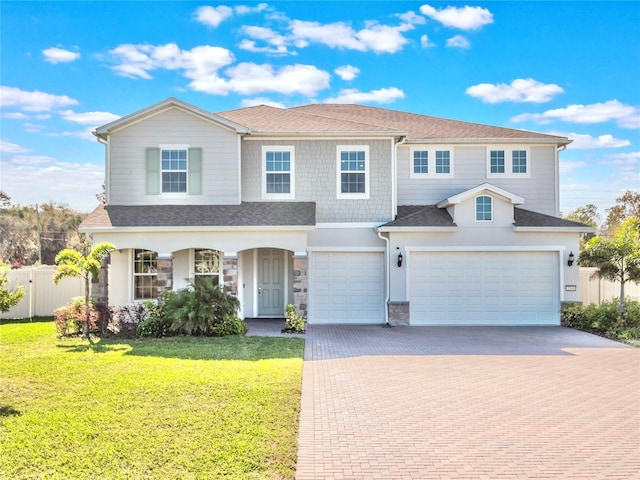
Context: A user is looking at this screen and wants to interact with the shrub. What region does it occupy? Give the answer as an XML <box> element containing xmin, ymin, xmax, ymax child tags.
<box><xmin>212</xmin><ymin>316</ymin><xmax>248</xmax><ymax>336</ymax></box>
<box><xmin>137</xmin><ymin>315</ymin><xmax>174</xmax><ymax>338</ymax></box>
<box><xmin>109</xmin><ymin>303</ymin><xmax>149</xmax><ymax>337</ymax></box>
<box><xmin>285</xmin><ymin>304</ymin><xmax>306</xmax><ymax>332</ymax></box>
<box><xmin>54</xmin><ymin>297</ymin><xmax>99</xmax><ymax>337</ymax></box>
<box><xmin>165</xmin><ymin>277</ymin><xmax>241</xmax><ymax>336</ymax></box>
<box><xmin>561</xmin><ymin>298</ymin><xmax>640</xmax><ymax>343</ymax></box>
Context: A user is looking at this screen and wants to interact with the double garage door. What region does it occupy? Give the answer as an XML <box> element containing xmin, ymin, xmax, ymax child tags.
<box><xmin>309</xmin><ymin>251</ymin><xmax>385</xmax><ymax>324</ymax></box>
<box><xmin>409</xmin><ymin>251</ymin><xmax>560</xmax><ymax>325</ymax></box>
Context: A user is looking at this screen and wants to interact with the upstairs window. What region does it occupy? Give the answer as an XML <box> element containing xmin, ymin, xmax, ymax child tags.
<box><xmin>475</xmin><ymin>195</ymin><xmax>493</xmax><ymax>222</ymax></box>
<box><xmin>337</xmin><ymin>145</ymin><xmax>369</xmax><ymax>199</ymax></box>
<box><xmin>487</xmin><ymin>147</ymin><xmax>530</xmax><ymax>178</ymax></box>
<box><xmin>263</xmin><ymin>146</ymin><xmax>294</xmax><ymax>199</ymax></box>
<box><xmin>410</xmin><ymin>147</ymin><xmax>453</xmax><ymax>179</ymax></box>
<box><xmin>512</xmin><ymin>150</ymin><xmax>527</xmax><ymax>174</ymax></box>
<box><xmin>413</xmin><ymin>150</ymin><xmax>428</xmax><ymax>174</ymax></box>
<box><xmin>490</xmin><ymin>150</ymin><xmax>505</xmax><ymax>174</ymax></box>
<box><xmin>134</xmin><ymin>249</ymin><xmax>158</xmax><ymax>300</ymax></box>
<box><xmin>162</xmin><ymin>149</ymin><xmax>187</xmax><ymax>193</ymax></box>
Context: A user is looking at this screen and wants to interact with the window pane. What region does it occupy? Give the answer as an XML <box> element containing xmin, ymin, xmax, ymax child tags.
<box><xmin>267</xmin><ymin>173</ymin><xmax>290</xmax><ymax>193</ymax></box>
<box><xmin>413</xmin><ymin>151</ymin><xmax>428</xmax><ymax>174</ymax></box>
<box><xmin>436</xmin><ymin>151</ymin><xmax>450</xmax><ymax>174</ymax></box>
<box><xmin>195</xmin><ymin>249</ymin><xmax>221</xmax><ymax>275</ymax></box>
<box><xmin>162</xmin><ymin>172</ymin><xmax>187</xmax><ymax>192</ymax></box>
<box><xmin>476</xmin><ymin>196</ymin><xmax>492</xmax><ymax>221</ymax></box>
<box><xmin>134</xmin><ymin>249</ymin><xmax>158</xmax><ymax>300</ymax></box>
<box><xmin>512</xmin><ymin>150</ymin><xmax>527</xmax><ymax>173</ymax></box>
<box><xmin>490</xmin><ymin>151</ymin><xmax>505</xmax><ymax>173</ymax></box>
<box><xmin>341</xmin><ymin>173</ymin><xmax>365</xmax><ymax>193</ymax></box>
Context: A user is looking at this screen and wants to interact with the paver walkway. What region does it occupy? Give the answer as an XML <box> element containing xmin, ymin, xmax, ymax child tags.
<box><xmin>296</xmin><ymin>325</ymin><xmax>640</xmax><ymax>480</ymax></box>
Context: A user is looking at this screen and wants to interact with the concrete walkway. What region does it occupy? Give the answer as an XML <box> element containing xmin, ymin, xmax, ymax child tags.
<box><xmin>295</xmin><ymin>325</ymin><xmax>640</xmax><ymax>480</ymax></box>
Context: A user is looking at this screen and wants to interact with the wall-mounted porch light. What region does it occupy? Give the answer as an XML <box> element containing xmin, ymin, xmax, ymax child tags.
<box><xmin>396</xmin><ymin>247</ymin><xmax>403</xmax><ymax>268</ymax></box>
<box><xmin>568</xmin><ymin>251</ymin><xmax>575</xmax><ymax>267</ymax></box>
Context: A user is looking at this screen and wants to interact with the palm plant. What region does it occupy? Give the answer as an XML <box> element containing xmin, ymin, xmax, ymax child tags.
<box><xmin>579</xmin><ymin>217</ymin><xmax>640</xmax><ymax>313</ymax></box>
<box><xmin>53</xmin><ymin>242</ymin><xmax>116</xmax><ymax>338</ymax></box>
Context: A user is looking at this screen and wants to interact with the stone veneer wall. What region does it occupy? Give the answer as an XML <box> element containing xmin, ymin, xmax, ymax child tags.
<box><xmin>388</xmin><ymin>301</ymin><xmax>410</xmax><ymax>326</ymax></box>
<box><xmin>223</xmin><ymin>256</ymin><xmax>238</xmax><ymax>297</ymax></box>
<box><xmin>156</xmin><ymin>256</ymin><xmax>173</xmax><ymax>298</ymax></box>
<box><xmin>293</xmin><ymin>255</ymin><xmax>308</xmax><ymax>317</ymax></box>
<box><xmin>92</xmin><ymin>257</ymin><xmax>110</xmax><ymax>305</ymax></box>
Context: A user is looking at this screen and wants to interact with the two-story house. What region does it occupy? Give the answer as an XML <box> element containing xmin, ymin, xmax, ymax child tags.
<box><xmin>81</xmin><ymin>97</ymin><xmax>591</xmax><ymax>326</ymax></box>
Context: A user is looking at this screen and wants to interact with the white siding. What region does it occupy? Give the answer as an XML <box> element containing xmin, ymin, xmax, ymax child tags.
<box><xmin>108</xmin><ymin>107</ymin><xmax>240</xmax><ymax>205</ymax></box>
<box><xmin>397</xmin><ymin>145</ymin><xmax>557</xmax><ymax>216</ymax></box>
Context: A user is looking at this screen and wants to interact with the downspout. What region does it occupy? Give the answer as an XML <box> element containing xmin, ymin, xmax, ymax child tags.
<box><xmin>392</xmin><ymin>136</ymin><xmax>407</xmax><ymax>218</ymax></box>
<box><xmin>377</xmin><ymin>228</ymin><xmax>390</xmax><ymax>326</ymax></box>
<box><xmin>555</xmin><ymin>144</ymin><xmax>567</xmax><ymax>217</ymax></box>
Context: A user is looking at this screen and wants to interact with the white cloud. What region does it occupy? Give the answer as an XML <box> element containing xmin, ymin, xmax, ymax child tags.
<box><xmin>0</xmin><ymin>140</ymin><xmax>30</xmax><ymax>154</ymax></box>
<box><xmin>419</xmin><ymin>4</ymin><xmax>493</xmax><ymax>30</ymax></box>
<box><xmin>24</xmin><ymin>123</ymin><xmax>46</xmax><ymax>133</ymax></box>
<box><xmin>335</xmin><ymin>65</ymin><xmax>360</xmax><ymax>81</ymax></box>
<box><xmin>234</xmin><ymin>3</ymin><xmax>269</xmax><ymax>15</ymax></box>
<box><xmin>466</xmin><ymin>78</ymin><xmax>564</xmax><ymax>104</ymax></box>
<box><xmin>224</xmin><ymin>63</ymin><xmax>330</xmax><ymax>96</ymax></box>
<box><xmin>289</xmin><ymin>19</ymin><xmax>410</xmax><ymax>54</ymax></box>
<box><xmin>0</xmin><ymin>86</ymin><xmax>78</xmax><ymax>112</ymax></box>
<box><xmin>553</xmin><ymin>131</ymin><xmax>631</xmax><ymax>149</ymax></box>
<box><xmin>239</xmin><ymin>26</ymin><xmax>293</xmax><ymax>55</ymax></box>
<box><xmin>42</xmin><ymin>47</ymin><xmax>80</xmax><ymax>64</ymax></box>
<box><xmin>420</xmin><ymin>34</ymin><xmax>436</xmax><ymax>48</ymax></box>
<box><xmin>605</xmin><ymin>151</ymin><xmax>640</xmax><ymax>159</ymax></box>
<box><xmin>323</xmin><ymin>87</ymin><xmax>405</xmax><ymax>104</ymax></box>
<box><xmin>240</xmin><ymin>97</ymin><xmax>287</xmax><ymax>108</ymax></box>
<box><xmin>512</xmin><ymin>100</ymin><xmax>640</xmax><ymax>129</ymax></box>
<box><xmin>397</xmin><ymin>11</ymin><xmax>426</xmax><ymax>25</ymax></box>
<box><xmin>195</xmin><ymin>5</ymin><xmax>233</xmax><ymax>27</ymax></box>
<box><xmin>48</xmin><ymin>127</ymin><xmax>96</xmax><ymax>141</ymax></box>
<box><xmin>446</xmin><ymin>35</ymin><xmax>470</xmax><ymax>49</ymax></box>
<box><xmin>559</xmin><ymin>160</ymin><xmax>587</xmax><ymax>175</ymax></box>
<box><xmin>1</xmin><ymin>156</ymin><xmax>103</xmax><ymax>212</ymax></box>
<box><xmin>2</xmin><ymin>112</ymin><xmax>30</xmax><ymax>120</ymax></box>
<box><xmin>59</xmin><ymin>110</ymin><xmax>121</xmax><ymax>126</ymax></box>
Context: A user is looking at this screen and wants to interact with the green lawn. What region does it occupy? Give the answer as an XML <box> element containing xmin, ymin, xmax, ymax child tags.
<box><xmin>0</xmin><ymin>318</ymin><xmax>305</xmax><ymax>480</ymax></box>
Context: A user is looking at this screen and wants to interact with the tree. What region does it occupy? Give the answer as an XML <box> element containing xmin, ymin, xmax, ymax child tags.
<box><xmin>53</xmin><ymin>242</ymin><xmax>116</xmax><ymax>338</ymax></box>
<box><xmin>565</xmin><ymin>203</ymin><xmax>600</xmax><ymax>245</ymax></box>
<box><xmin>0</xmin><ymin>260</ymin><xmax>25</xmax><ymax>313</ymax></box>
<box><xmin>604</xmin><ymin>190</ymin><xmax>640</xmax><ymax>235</ymax></box>
<box><xmin>579</xmin><ymin>217</ymin><xmax>640</xmax><ymax>313</ymax></box>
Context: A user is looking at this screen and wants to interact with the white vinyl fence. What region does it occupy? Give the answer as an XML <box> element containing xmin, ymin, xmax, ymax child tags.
<box><xmin>579</xmin><ymin>267</ymin><xmax>640</xmax><ymax>306</ymax></box>
<box><xmin>1</xmin><ymin>266</ymin><xmax>83</xmax><ymax>319</ymax></box>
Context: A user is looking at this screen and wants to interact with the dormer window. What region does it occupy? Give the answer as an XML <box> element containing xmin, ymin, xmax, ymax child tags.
<box><xmin>487</xmin><ymin>147</ymin><xmax>530</xmax><ymax>178</ymax></box>
<box><xmin>475</xmin><ymin>195</ymin><xmax>493</xmax><ymax>222</ymax></box>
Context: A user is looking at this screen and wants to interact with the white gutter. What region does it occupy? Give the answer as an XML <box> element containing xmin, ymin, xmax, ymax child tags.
<box><xmin>376</xmin><ymin>228</ymin><xmax>390</xmax><ymax>326</ymax></box>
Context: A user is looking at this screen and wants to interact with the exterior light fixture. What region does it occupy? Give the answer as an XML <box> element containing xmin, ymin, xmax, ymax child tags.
<box><xmin>397</xmin><ymin>248</ymin><xmax>403</xmax><ymax>268</ymax></box>
<box><xmin>568</xmin><ymin>251</ymin><xmax>575</xmax><ymax>267</ymax></box>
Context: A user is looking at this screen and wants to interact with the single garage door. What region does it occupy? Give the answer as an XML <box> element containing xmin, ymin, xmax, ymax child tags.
<box><xmin>309</xmin><ymin>251</ymin><xmax>385</xmax><ymax>324</ymax></box>
<box><xmin>409</xmin><ymin>251</ymin><xmax>559</xmax><ymax>325</ymax></box>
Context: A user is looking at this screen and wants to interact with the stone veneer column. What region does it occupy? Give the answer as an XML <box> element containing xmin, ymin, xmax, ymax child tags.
<box><xmin>223</xmin><ymin>255</ymin><xmax>238</xmax><ymax>297</ymax></box>
<box><xmin>155</xmin><ymin>254</ymin><xmax>173</xmax><ymax>298</ymax></box>
<box><xmin>388</xmin><ymin>301</ymin><xmax>410</xmax><ymax>326</ymax></box>
<box><xmin>292</xmin><ymin>254</ymin><xmax>308</xmax><ymax>317</ymax></box>
<box><xmin>91</xmin><ymin>255</ymin><xmax>110</xmax><ymax>305</ymax></box>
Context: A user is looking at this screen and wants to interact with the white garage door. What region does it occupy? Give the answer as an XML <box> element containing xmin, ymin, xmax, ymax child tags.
<box><xmin>309</xmin><ymin>251</ymin><xmax>385</xmax><ymax>324</ymax></box>
<box><xmin>409</xmin><ymin>251</ymin><xmax>559</xmax><ymax>325</ymax></box>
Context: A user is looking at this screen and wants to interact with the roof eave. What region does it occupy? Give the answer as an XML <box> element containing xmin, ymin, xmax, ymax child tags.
<box><xmin>80</xmin><ymin>225</ymin><xmax>316</xmax><ymax>233</ymax></box>
<box><xmin>377</xmin><ymin>226</ymin><xmax>457</xmax><ymax>232</ymax></box>
<box><xmin>513</xmin><ymin>226</ymin><xmax>596</xmax><ymax>233</ymax></box>
<box><xmin>245</xmin><ymin>130</ymin><xmax>406</xmax><ymax>138</ymax></box>
<box><xmin>404</xmin><ymin>137</ymin><xmax>572</xmax><ymax>145</ymax></box>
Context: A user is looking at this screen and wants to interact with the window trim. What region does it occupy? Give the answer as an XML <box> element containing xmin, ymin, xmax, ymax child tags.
<box><xmin>486</xmin><ymin>146</ymin><xmax>530</xmax><ymax>179</ymax></box>
<box><xmin>262</xmin><ymin>146</ymin><xmax>295</xmax><ymax>200</ymax></box>
<box><xmin>191</xmin><ymin>248</ymin><xmax>223</xmax><ymax>287</ymax></box>
<box><xmin>475</xmin><ymin>195</ymin><xmax>493</xmax><ymax>223</ymax></box>
<box><xmin>337</xmin><ymin>145</ymin><xmax>370</xmax><ymax>200</ymax></box>
<box><xmin>159</xmin><ymin>143</ymin><xmax>190</xmax><ymax>196</ymax></box>
<box><xmin>133</xmin><ymin>249</ymin><xmax>158</xmax><ymax>301</ymax></box>
<box><xmin>409</xmin><ymin>146</ymin><xmax>454</xmax><ymax>179</ymax></box>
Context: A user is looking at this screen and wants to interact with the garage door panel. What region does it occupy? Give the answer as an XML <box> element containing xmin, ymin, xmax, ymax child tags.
<box><xmin>410</xmin><ymin>251</ymin><xmax>559</xmax><ymax>326</ymax></box>
<box><xmin>309</xmin><ymin>252</ymin><xmax>385</xmax><ymax>324</ymax></box>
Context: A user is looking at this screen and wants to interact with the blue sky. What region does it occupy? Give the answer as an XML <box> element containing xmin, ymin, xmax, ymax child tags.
<box><xmin>1</xmin><ymin>1</ymin><xmax>638</xmax><ymax>218</ymax></box>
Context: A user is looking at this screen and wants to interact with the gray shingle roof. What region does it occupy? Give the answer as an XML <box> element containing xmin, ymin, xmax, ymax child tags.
<box><xmin>80</xmin><ymin>202</ymin><xmax>316</xmax><ymax>229</ymax></box>
<box><xmin>513</xmin><ymin>208</ymin><xmax>593</xmax><ymax>229</ymax></box>
<box><xmin>382</xmin><ymin>205</ymin><xmax>456</xmax><ymax>227</ymax></box>
<box><xmin>380</xmin><ymin>205</ymin><xmax>593</xmax><ymax>229</ymax></box>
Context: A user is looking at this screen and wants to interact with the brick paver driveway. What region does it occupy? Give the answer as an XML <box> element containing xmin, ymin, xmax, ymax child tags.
<box><xmin>295</xmin><ymin>326</ymin><xmax>640</xmax><ymax>480</ymax></box>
